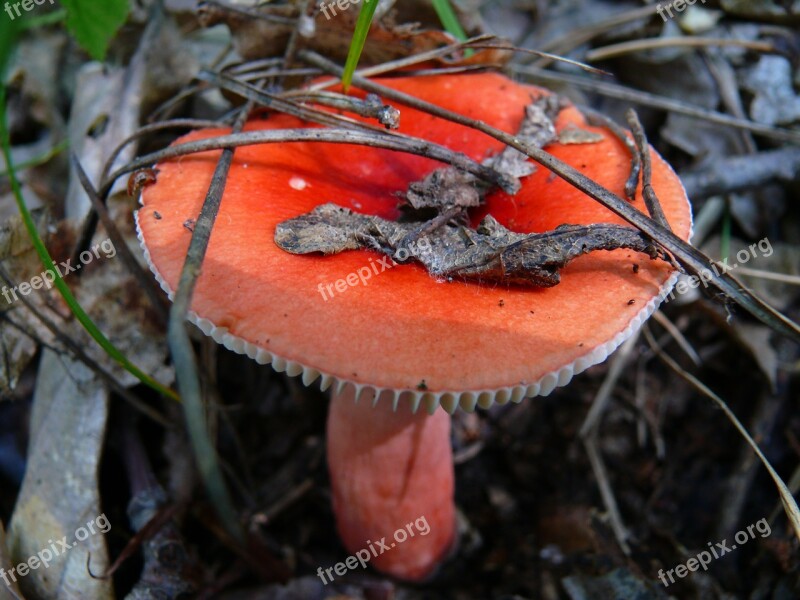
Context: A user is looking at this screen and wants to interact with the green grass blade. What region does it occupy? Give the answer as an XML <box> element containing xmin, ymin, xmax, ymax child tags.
<box><xmin>0</xmin><ymin>15</ymin><xmax>22</xmax><ymax>82</ymax></box>
<box><xmin>341</xmin><ymin>0</ymin><xmax>380</xmax><ymax>92</ymax></box>
<box><xmin>721</xmin><ymin>198</ymin><xmax>731</xmax><ymax>262</ymax></box>
<box><xmin>0</xmin><ymin>84</ymin><xmax>179</xmax><ymax>403</ymax></box>
<box><xmin>432</xmin><ymin>0</ymin><xmax>468</xmax><ymax>41</ymax></box>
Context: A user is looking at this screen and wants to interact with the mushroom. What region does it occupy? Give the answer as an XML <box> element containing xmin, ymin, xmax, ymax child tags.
<box><xmin>136</xmin><ymin>72</ymin><xmax>692</xmax><ymax>581</ymax></box>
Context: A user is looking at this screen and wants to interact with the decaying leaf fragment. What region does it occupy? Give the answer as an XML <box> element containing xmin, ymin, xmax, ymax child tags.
<box><xmin>197</xmin><ymin>0</ymin><xmax>512</xmax><ymax>67</ymax></box>
<box><xmin>275</xmin><ymin>203</ymin><xmax>666</xmax><ymax>287</ymax></box>
<box><xmin>484</xmin><ymin>94</ymin><xmax>563</xmax><ymax>180</ymax></box>
<box><xmin>401</xmin><ymin>95</ymin><xmax>563</xmax><ymax>218</ymax></box>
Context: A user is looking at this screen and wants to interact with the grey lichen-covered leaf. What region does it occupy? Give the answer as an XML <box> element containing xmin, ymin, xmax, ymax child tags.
<box><xmin>743</xmin><ymin>56</ymin><xmax>800</xmax><ymax>126</ymax></box>
<box><xmin>404</xmin><ymin>167</ymin><xmax>483</xmax><ymax>210</ymax></box>
<box><xmin>7</xmin><ymin>351</ymin><xmax>113</xmax><ymax>599</ymax></box>
<box><xmin>275</xmin><ymin>203</ymin><xmax>666</xmax><ymax>287</ymax></box>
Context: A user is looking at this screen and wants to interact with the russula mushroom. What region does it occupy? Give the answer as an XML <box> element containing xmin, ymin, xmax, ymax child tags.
<box><xmin>136</xmin><ymin>72</ymin><xmax>692</xmax><ymax>580</ymax></box>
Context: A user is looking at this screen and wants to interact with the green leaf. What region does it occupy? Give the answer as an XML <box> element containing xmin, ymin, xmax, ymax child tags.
<box><xmin>341</xmin><ymin>0</ymin><xmax>380</xmax><ymax>92</ymax></box>
<box><xmin>60</xmin><ymin>0</ymin><xmax>130</xmax><ymax>60</ymax></box>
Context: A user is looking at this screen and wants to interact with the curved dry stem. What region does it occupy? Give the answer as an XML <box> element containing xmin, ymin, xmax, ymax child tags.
<box><xmin>512</xmin><ymin>66</ymin><xmax>800</xmax><ymax>146</ymax></box>
<box><xmin>586</xmin><ymin>37</ymin><xmax>777</xmax><ymax>63</ymax></box>
<box><xmin>100</xmin><ymin>119</ymin><xmax>225</xmax><ymax>184</ymax></box>
<box><xmin>103</xmin><ymin>127</ymin><xmax>517</xmax><ymax>197</ymax></box>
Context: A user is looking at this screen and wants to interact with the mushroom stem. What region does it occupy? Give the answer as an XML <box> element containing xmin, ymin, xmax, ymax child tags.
<box><xmin>326</xmin><ymin>386</ymin><xmax>456</xmax><ymax>581</ymax></box>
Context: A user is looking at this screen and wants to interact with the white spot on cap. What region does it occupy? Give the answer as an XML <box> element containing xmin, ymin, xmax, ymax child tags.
<box><xmin>289</xmin><ymin>177</ymin><xmax>308</xmax><ymax>190</ymax></box>
<box><xmin>351</xmin><ymin>200</ymin><xmax>362</xmax><ymax>209</ymax></box>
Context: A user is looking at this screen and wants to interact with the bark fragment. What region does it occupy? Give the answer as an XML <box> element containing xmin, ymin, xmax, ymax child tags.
<box><xmin>275</xmin><ymin>203</ymin><xmax>666</xmax><ymax>287</ymax></box>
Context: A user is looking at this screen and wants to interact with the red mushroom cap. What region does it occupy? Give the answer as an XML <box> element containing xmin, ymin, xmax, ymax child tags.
<box><xmin>137</xmin><ymin>73</ymin><xmax>691</xmax><ymax>412</ymax></box>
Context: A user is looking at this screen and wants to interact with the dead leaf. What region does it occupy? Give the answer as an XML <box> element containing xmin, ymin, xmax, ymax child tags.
<box><xmin>743</xmin><ymin>56</ymin><xmax>800</xmax><ymax>127</ymax></box>
<box><xmin>0</xmin><ymin>213</ymin><xmax>54</xmax><ymax>399</ymax></box>
<box><xmin>199</xmin><ymin>1</ymin><xmax>511</xmax><ymax>67</ymax></box>
<box><xmin>0</xmin><ymin>520</ymin><xmax>25</xmax><ymax>600</ymax></box>
<box><xmin>7</xmin><ymin>351</ymin><xmax>113</xmax><ymax>599</ymax></box>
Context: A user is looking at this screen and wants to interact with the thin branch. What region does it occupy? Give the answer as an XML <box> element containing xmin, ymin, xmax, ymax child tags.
<box><xmin>626</xmin><ymin>109</ymin><xmax>669</xmax><ymax>230</ymax></box>
<box><xmin>103</xmin><ymin>128</ymin><xmax>518</xmax><ymax>198</ymax></box>
<box><xmin>168</xmin><ymin>141</ymin><xmax>244</xmax><ymax>543</ymax></box>
<box><xmin>651</xmin><ymin>310</ymin><xmax>701</xmax><ymax>367</ymax></box>
<box><xmin>528</xmin><ymin>5</ymin><xmax>661</xmax><ymax>63</ymax></box>
<box><xmin>736</xmin><ymin>267</ymin><xmax>800</xmax><ymax>285</ymax></box>
<box><xmin>100</xmin><ymin>119</ymin><xmax>225</xmax><ymax>185</ymax></box>
<box><xmin>512</xmin><ymin>65</ymin><xmax>800</xmax><ymax>146</ymax></box>
<box><xmin>586</xmin><ymin>37</ymin><xmax>777</xmax><ymax>63</ymax></box>
<box><xmin>72</xmin><ymin>155</ymin><xmax>169</xmax><ymax>325</ymax></box>
<box><xmin>198</xmin><ymin>70</ymin><xmax>397</xmax><ymax>133</ymax></box>
<box><xmin>465</xmin><ymin>42</ymin><xmax>610</xmax><ymax>75</ymax></box>
<box><xmin>299</xmin><ymin>34</ymin><xmax>499</xmax><ymax>93</ymax></box>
